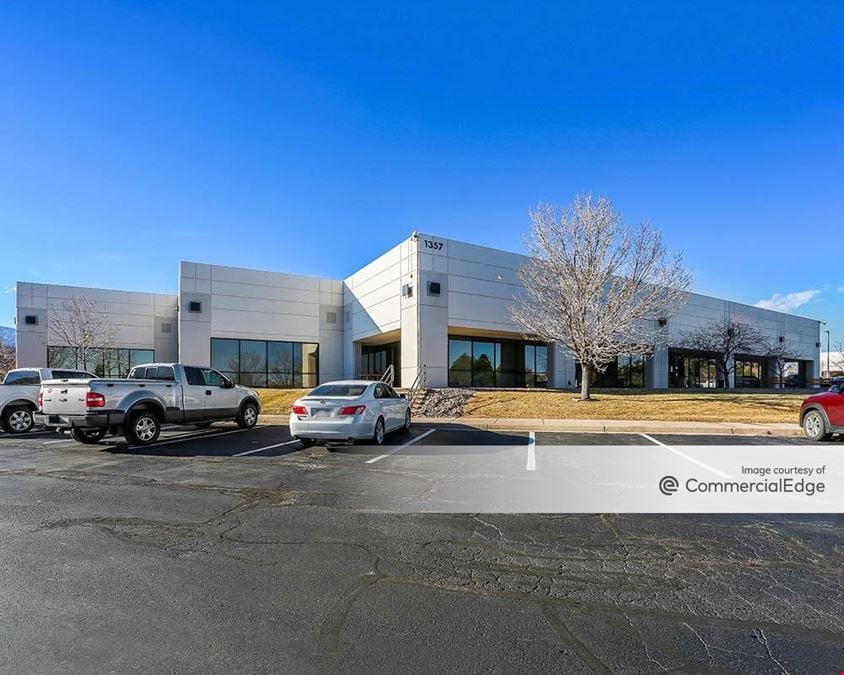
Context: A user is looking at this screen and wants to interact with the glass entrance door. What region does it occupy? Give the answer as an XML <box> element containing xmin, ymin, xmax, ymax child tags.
<box><xmin>361</xmin><ymin>342</ymin><xmax>401</xmax><ymax>386</ymax></box>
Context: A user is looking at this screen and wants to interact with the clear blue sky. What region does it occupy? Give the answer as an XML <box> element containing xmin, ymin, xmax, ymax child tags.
<box><xmin>1</xmin><ymin>2</ymin><xmax>842</xmax><ymax>344</ymax></box>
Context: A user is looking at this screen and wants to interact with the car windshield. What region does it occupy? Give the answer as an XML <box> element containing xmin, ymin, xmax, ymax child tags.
<box><xmin>307</xmin><ymin>384</ymin><xmax>369</xmax><ymax>397</ymax></box>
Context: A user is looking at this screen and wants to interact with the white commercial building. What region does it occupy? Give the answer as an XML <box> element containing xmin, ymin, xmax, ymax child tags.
<box><xmin>15</xmin><ymin>232</ymin><xmax>822</xmax><ymax>389</ymax></box>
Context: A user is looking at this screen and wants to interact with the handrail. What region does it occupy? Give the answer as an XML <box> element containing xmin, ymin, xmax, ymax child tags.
<box><xmin>380</xmin><ymin>364</ymin><xmax>395</xmax><ymax>386</ymax></box>
<box><xmin>408</xmin><ymin>364</ymin><xmax>427</xmax><ymax>406</ymax></box>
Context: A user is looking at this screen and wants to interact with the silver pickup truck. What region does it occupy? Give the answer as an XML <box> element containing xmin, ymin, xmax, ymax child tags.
<box><xmin>39</xmin><ymin>363</ymin><xmax>261</xmax><ymax>445</ymax></box>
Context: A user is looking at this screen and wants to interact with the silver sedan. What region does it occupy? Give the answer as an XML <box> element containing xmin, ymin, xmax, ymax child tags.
<box><xmin>289</xmin><ymin>380</ymin><xmax>411</xmax><ymax>446</ymax></box>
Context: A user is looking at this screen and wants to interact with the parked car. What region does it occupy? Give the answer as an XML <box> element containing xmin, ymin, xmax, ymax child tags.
<box><xmin>799</xmin><ymin>383</ymin><xmax>844</xmax><ymax>441</ymax></box>
<box><xmin>1</xmin><ymin>367</ymin><xmax>95</xmax><ymax>434</ymax></box>
<box><xmin>38</xmin><ymin>363</ymin><xmax>261</xmax><ymax>445</ymax></box>
<box><xmin>289</xmin><ymin>380</ymin><xmax>411</xmax><ymax>446</ymax></box>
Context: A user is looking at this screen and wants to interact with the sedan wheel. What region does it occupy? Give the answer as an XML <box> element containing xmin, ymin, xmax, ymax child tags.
<box><xmin>373</xmin><ymin>417</ymin><xmax>385</xmax><ymax>445</ymax></box>
<box><xmin>802</xmin><ymin>410</ymin><xmax>831</xmax><ymax>441</ymax></box>
<box><xmin>403</xmin><ymin>409</ymin><xmax>411</xmax><ymax>432</ymax></box>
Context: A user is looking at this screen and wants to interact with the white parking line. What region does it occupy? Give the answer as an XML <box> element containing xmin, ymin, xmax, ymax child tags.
<box><xmin>526</xmin><ymin>431</ymin><xmax>536</xmax><ymax>471</ymax></box>
<box><xmin>233</xmin><ymin>439</ymin><xmax>300</xmax><ymax>457</ymax></box>
<box><xmin>638</xmin><ymin>433</ymin><xmax>732</xmax><ymax>478</ymax></box>
<box><xmin>365</xmin><ymin>429</ymin><xmax>437</xmax><ymax>464</ymax></box>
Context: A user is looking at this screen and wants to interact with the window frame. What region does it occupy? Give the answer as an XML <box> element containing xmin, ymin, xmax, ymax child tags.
<box><xmin>48</xmin><ymin>346</ymin><xmax>154</xmax><ymax>378</ymax></box>
<box><xmin>210</xmin><ymin>338</ymin><xmax>319</xmax><ymax>388</ymax></box>
<box><xmin>448</xmin><ymin>336</ymin><xmax>548</xmax><ymax>388</ymax></box>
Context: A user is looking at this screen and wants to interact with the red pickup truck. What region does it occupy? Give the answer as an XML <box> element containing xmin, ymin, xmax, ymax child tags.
<box><xmin>800</xmin><ymin>385</ymin><xmax>844</xmax><ymax>441</ymax></box>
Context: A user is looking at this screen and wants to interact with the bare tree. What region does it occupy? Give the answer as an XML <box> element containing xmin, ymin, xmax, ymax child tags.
<box><xmin>47</xmin><ymin>296</ymin><xmax>119</xmax><ymax>375</ymax></box>
<box><xmin>0</xmin><ymin>342</ymin><xmax>15</xmax><ymax>379</ymax></box>
<box><xmin>681</xmin><ymin>316</ymin><xmax>766</xmax><ymax>388</ymax></box>
<box><xmin>511</xmin><ymin>195</ymin><xmax>692</xmax><ymax>400</ymax></box>
<box><xmin>766</xmin><ymin>338</ymin><xmax>802</xmax><ymax>388</ymax></box>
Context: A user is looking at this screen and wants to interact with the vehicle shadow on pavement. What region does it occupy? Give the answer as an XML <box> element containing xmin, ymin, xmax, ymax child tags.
<box><xmin>327</xmin><ymin>424</ymin><xmax>528</xmax><ymax>456</ymax></box>
<box><xmin>97</xmin><ymin>424</ymin><xmax>299</xmax><ymax>458</ymax></box>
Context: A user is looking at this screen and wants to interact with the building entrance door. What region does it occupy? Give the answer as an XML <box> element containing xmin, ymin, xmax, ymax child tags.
<box><xmin>361</xmin><ymin>342</ymin><xmax>401</xmax><ymax>386</ymax></box>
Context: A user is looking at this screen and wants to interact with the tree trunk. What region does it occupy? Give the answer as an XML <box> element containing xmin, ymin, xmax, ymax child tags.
<box><xmin>580</xmin><ymin>365</ymin><xmax>592</xmax><ymax>401</ymax></box>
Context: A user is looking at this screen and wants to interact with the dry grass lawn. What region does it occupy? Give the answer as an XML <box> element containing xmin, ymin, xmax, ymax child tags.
<box><xmin>463</xmin><ymin>389</ymin><xmax>806</xmax><ymax>423</ymax></box>
<box><xmin>257</xmin><ymin>389</ymin><xmax>310</xmax><ymax>415</ymax></box>
<box><xmin>258</xmin><ymin>387</ymin><xmax>807</xmax><ymax>423</ymax></box>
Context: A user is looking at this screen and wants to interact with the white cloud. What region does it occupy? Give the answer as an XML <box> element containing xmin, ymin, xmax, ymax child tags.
<box><xmin>838</xmin><ymin>285</ymin><xmax>844</xmax><ymax>292</ymax></box>
<box><xmin>2</xmin><ymin>285</ymin><xmax>14</xmax><ymax>295</ymax></box>
<box><xmin>754</xmin><ymin>289</ymin><xmax>820</xmax><ymax>313</ymax></box>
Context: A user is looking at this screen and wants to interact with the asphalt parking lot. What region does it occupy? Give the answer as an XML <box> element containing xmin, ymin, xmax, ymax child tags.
<box><xmin>1</xmin><ymin>423</ymin><xmax>842</xmax><ymax>673</ymax></box>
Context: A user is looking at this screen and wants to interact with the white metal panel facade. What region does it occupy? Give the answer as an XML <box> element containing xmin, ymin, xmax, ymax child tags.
<box><xmin>15</xmin><ymin>282</ymin><xmax>178</xmax><ymax>368</ymax></box>
<box><xmin>15</xmin><ymin>232</ymin><xmax>821</xmax><ymax>389</ymax></box>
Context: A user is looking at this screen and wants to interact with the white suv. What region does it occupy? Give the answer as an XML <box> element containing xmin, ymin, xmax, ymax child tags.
<box><xmin>1</xmin><ymin>368</ymin><xmax>95</xmax><ymax>434</ymax></box>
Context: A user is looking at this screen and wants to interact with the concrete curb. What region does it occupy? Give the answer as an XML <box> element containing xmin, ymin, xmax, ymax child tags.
<box><xmin>416</xmin><ymin>417</ymin><xmax>804</xmax><ymax>437</ymax></box>
<box><xmin>258</xmin><ymin>414</ymin><xmax>803</xmax><ymax>437</ymax></box>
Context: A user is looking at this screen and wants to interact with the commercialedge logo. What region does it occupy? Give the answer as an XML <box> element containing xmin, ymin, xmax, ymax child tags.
<box><xmin>659</xmin><ymin>476</ymin><xmax>826</xmax><ymax>497</ymax></box>
<box><xmin>659</xmin><ymin>475</ymin><xmax>679</xmax><ymax>496</ymax></box>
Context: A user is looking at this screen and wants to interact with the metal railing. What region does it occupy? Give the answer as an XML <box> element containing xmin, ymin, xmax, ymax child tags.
<box><xmin>380</xmin><ymin>364</ymin><xmax>395</xmax><ymax>386</ymax></box>
<box><xmin>408</xmin><ymin>364</ymin><xmax>427</xmax><ymax>407</ymax></box>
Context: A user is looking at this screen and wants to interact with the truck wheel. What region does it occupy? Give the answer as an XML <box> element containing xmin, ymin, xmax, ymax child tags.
<box><xmin>802</xmin><ymin>410</ymin><xmax>831</xmax><ymax>442</ymax></box>
<box><xmin>71</xmin><ymin>427</ymin><xmax>107</xmax><ymax>444</ymax></box>
<box><xmin>1</xmin><ymin>407</ymin><xmax>34</xmax><ymax>434</ymax></box>
<box><xmin>125</xmin><ymin>411</ymin><xmax>161</xmax><ymax>445</ymax></box>
<box><xmin>237</xmin><ymin>402</ymin><xmax>259</xmax><ymax>429</ymax></box>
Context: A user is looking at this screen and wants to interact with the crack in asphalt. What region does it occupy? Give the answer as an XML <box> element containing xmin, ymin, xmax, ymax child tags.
<box><xmin>6</xmin><ymin>458</ymin><xmax>844</xmax><ymax>672</ymax></box>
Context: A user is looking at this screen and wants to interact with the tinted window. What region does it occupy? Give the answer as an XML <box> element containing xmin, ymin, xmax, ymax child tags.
<box><xmin>211</xmin><ymin>339</ymin><xmax>240</xmax><ymax>373</ymax></box>
<box><xmin>155</xmin><ymin>366</ymin><xmax>175</xmax><ymax>382</ymax></box>
<box><xmin>374</xmin><ymin>384</ymin><xmax>386</xmax><ymax>399</ymax></box>
<box><xmin>51</xmin><ymin>370</ymin><xmax>94</xmax><ymax>380</ymax></box>
<box><xmin>212</xmin><ymin>337</ymin><xmax>319</xmax><ymax>388</ymax></box>
<box><xmin>47</xmin><ymin>346</ymin><xmax>77</xmax><ymax>369</ymax></box>
<box><xmin>308</xmin><ymin>384</ymin><xmax>368</xmax><ymax>397</ymax></box>
<box><xmin>204</xmin><ymin>369</ymin><xmax>226</xmax><ymax>387</ymax></box>
<box><xmin>3</xmin><ymin>370</ymin><xmax>40</xmax><ymax>386</ymax></box>
<box><xmin>129</xmin><ymin>366</ymin><xmax>154</xmax><ymax>380</ymax></box>
<box><xmin>184</xmin><ymin>367</ymin><xmax>205</xmax><ymax>386</ymax></box>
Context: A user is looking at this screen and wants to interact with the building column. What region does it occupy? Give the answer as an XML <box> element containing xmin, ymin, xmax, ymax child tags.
<box><xmin>725</xmin><ymin>357</ymin><xmax>735</xmax><ymax>388</ymax></box>
<box><xmin>646</xmin><ymin>346</ymin><xmax>669</xmax><ymax>388</ymax></box>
